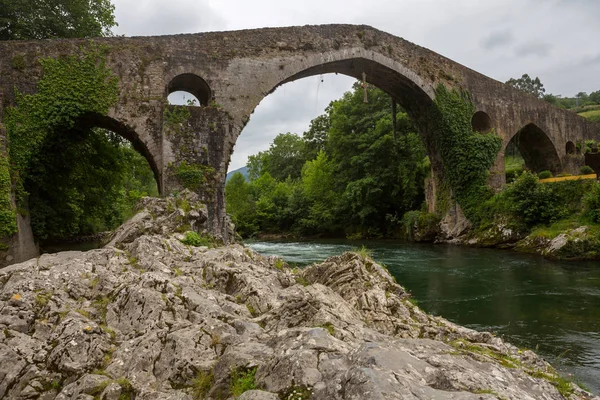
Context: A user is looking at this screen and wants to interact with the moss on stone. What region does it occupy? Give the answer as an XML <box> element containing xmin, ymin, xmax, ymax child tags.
<box><xmin>0</xmin><ymin>140</ymin><xmax>17</xmax><ymax>240</ymax></box>
<box><xmin>430</xmin><ymin>85</ymin><xmax>502</xmax><ymax>222</ymax></box>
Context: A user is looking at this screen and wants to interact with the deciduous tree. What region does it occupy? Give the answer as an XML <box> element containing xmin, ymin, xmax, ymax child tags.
<box><xmin>0</xmin><ymin>0</ymin><xmax>117</xmax><ymax>40</ymax></box>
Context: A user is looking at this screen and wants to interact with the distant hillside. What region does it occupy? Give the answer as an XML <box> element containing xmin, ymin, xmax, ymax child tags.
<box><xmin>579</xmin><ymin>108</ymin><xmax>600</xmax><ymax>123</ymax></box>
<box><xmin>226</xmin><ymin>166</ymin><xmax>249</xmax><ymax>181</ymax></box>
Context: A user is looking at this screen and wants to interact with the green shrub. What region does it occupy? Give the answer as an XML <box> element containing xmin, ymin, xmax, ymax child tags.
<box><xmin>584</xmin><ymin>140</ymin><xmax>596</xmax><ymax>153</ymax></box>
<box><xmin>230</xmin><ymin>367</ymin><xmax>257</xmax><ymax>397</ymax></box>
<box><xmin>504</xmin><ymin>171</ymin><xmax>564</xmax><ymax>227</ymax></box>
<box><xmin>175</xmin><ymin>162</ymin><xmax>214</xmax><ymax>192</ymax></box>
<box><xmin>538</xmin><ymin>170</ymin><xmax>553</xmax><ymax>179</ymax></box>
<box><xmin>401</xmin><ymin>211</ymin><xmax>440</xmax><ymax>241</ymax></box>
<box><xmin>505</xmin><ymin>168</ymin><xmax>522</xmax><ymax>184</ymax></box>
<box><xmin>583</xmin><ymin>182</ymin><xmax>600</xmax><ymax>223</ymax></box>
<box><xmin>580</xmin><ymin>165</ymin><xmax>595</xmax><ymax>175</ymax></box>
<box><xmin>401</xmin><ymin>211</ymin><xmax>420</xmax><ymax>240</ymax></box>
<box><xmin>180</xmin><ymin>231</ymin><xmax>212</xmax><ymax>247</ymax></box>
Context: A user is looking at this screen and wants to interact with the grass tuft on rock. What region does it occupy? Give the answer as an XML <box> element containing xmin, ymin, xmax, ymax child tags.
<box><xmin>230</xmin><ymin>366</ymin><xmax>257</xmax><ymax>397</ymax></box>
<box><xmin>354</xmin><ymin>245</ymin><xmax>373</xmax><ymax>261</ymax></box>
<box><xmin>191</xmin><ymin>369</ymin><xmax>214</xmax><ymax>399</ymax></box>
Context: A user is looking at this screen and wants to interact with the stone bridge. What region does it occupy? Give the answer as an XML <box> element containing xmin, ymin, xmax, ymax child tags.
<box><xmin>1</xmin><ymin>24</ymin><xmax>599</xmax><ymax>264</ymax></box>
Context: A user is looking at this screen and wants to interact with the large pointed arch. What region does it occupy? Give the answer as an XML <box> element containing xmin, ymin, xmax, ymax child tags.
<box><xmin>253</xmin><ymin>49</ymin><xmax>436</xmax><ymax>125</ymax></box>
<box><xmin>230</xmin><ymin>50</ymin><xmax>440</xmax><ymax>175</ymax></box>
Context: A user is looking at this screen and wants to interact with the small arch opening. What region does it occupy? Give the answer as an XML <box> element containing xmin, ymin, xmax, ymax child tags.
<box><xmin>471</xmin><ymin>111</ymin><xmax>493</xmax><ymax>133</ymax></box>
<box><xmin>566</xmin><ymin>141</ymin><xmax>576</xmax><ymax>155</ymax></box>
<box><xmin>167</xmin><ymin>73</ymin><xmax>211</xmax><ymax>106</ymax></box>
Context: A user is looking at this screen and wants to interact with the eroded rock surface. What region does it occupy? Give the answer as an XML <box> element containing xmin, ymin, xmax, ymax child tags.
<box><xmin>0</xmin><ymin>196</ymin><xmax>597</xmax><ymax>400</ymax></box>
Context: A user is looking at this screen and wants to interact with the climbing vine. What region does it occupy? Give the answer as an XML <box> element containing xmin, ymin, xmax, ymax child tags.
<box><xmin>5</xmin><ymin>45</ymin><xmax>119</xmax><ymax>201</ymax></box>
<box><xmin>0</xmin><ymin>139</ymin><xmax>16</xmax><ymax>244</ymax></box>
<box><xmin>431</xmin><ymin>85</ymin><xmax>502</xmax><ymax>221</ymax></box>
<box><xmin>175</xmin><ymin>161</ymin><xmax>215</xmax><ymax>192</ymax></box>
<box><xmin>0</xmin><ymin>44</ymin><xmax>121</xmax><ymax>242</ymax></box>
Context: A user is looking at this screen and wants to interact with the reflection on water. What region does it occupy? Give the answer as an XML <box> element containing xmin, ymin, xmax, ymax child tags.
<box><xmin>40</xmin><ymin>241</ymin><xmax>103</xmax><ymax>254</ymax></box>
<box><xmin>247</xmin><ymin>239</ymin><xmax>600</xmax><ymax>394</ymax></box>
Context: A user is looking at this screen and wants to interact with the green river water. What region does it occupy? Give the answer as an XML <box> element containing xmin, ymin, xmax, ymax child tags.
<box><xmin>246</xmin><ymin>239</ymin><xmax>600</xmax><ymax>394</ymax></box>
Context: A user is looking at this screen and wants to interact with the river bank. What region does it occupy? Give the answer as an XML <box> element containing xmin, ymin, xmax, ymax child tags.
<box><xmin>439</xmin><ymin>217</ymin><xmax>600</xmax><ymax>261</ymax></box>
<box><xmin>246</xmin><ymin>239</ymin><xmax>600</xmax><ymax>394</ymax></box>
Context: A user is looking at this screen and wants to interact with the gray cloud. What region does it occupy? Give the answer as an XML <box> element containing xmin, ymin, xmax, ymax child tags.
<box><xmin>113</xmin><ymin>0</ymin><xmax>225</xmax><ymax>36</ymax></box>
<box><xmin>481</xmin><ymin>30</ymin><xmax>514</xmax><ymax>50</ymax></box>
<box><xmin>580</xmin><ymin>54</ymin><xmax>600</xmax><ymax>67</ymax></box>
<box><xmin>514</xmin><ymin>42</ymin><xmax>553</xmax><ymax>58</ymax></box>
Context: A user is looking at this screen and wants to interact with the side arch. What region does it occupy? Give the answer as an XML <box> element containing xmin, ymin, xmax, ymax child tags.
<box><xmin>471</xmin><ymin>111</ymin><xmax>493</xmax><ymax>133</ymax></box>
<box><xmin>76</xmin><ymin>112</ymin><xmax>162</xmax><ymax>194</ymax></box>
<box><xmin>507</xmin><ymin>123</ymin><xmax>562</xmax><ymax>174</ymax></box>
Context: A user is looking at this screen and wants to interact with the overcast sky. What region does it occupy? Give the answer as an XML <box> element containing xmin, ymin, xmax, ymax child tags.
<box><xmin>113</xmin><ymin>0</ymin><xmax>600</xmax><ymax>171</ymax></box>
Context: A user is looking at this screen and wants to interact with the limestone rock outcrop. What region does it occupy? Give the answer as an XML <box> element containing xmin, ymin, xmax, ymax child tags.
<box><xmin>0</xmin><ymin>196</ymin><xmax>597</xmax><ymax>400</ymax></box>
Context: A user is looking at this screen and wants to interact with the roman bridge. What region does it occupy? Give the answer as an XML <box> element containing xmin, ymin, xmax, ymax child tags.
<box><xmin>1</xmin><ymin>24</ymin><xmax>599</xmax><ymax>264</ymax></box>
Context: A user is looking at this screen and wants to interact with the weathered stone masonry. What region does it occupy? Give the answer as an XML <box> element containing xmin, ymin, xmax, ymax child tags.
<box><xmin>1</xmin><ymin>24</ymin><xmax>599</xmax><ymax>265</ymax></box>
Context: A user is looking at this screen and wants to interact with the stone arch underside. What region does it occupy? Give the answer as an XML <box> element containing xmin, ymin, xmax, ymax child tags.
<box><xmin>271</xmin><ymin>56</ymin><xmax>434</xmax><ymax>123</ymax></box>
<box><xmin>76</xmin><ymin>112</ymin><xmax>162</xmax><ymax>193</ymax></box>
<box><xmin>508</xmin><ymin>123</ymin><xmax>562</xmax><ymax>174</ymax></box>
<box><xmin>231</xmin><ymin>54</ymin><xmax>438</xmax><ymax>167</ymax></box>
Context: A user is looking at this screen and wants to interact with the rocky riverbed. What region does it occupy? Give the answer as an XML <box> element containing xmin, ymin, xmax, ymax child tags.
<box><xmin>1</xmin><ymin>193</ymin><xmax>597</xmax><ymax>399</ymax></box>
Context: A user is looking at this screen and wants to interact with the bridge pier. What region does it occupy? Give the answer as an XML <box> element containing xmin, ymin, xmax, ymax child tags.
<box><xmin>161</xmin><ymin>105</ymin><xmax>237</xmax><ymax>244</ymax></box>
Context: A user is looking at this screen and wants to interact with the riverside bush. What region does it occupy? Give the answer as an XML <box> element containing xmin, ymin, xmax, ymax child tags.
<box><xmin>481</xmin><ymin>172</ymin><xmax>595</xmax><ymax>229</ymax></box>
<box><xmin>583</xmin><ymin>182</ymin><xmax>600</xmax><ymax>223</ymax></box>
<box><xmin>502</xmin><ymin>172</ymin><xmax>563</xmax><ymax>227</ymax></box>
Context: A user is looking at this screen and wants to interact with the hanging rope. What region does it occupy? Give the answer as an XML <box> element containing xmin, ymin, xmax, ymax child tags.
<box><xmin>315</xmin><ymin>74</ymin><xmax>324</xmax><ymax>116</ymax></box>
<box><xmin>362</xmin><ymin>72</ymin><xmax>368</xmax><ymax>103</ymax></box>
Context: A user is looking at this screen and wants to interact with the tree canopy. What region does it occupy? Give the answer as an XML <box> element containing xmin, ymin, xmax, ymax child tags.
<box><xmin>226</xmin><ymin>84</ymin><xmax>429</xmax><ymax>239</ymax></box>
<box><xmin>505</xmin><ymin>74</ymin><xmax>546</xmax><ymax>98</ymax></box>
<box><xmin>0</xmin><ymin>0</ymin><xmax>117</xmax><ymax>40</ymax></box>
